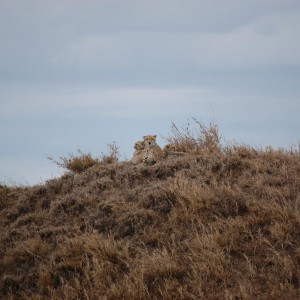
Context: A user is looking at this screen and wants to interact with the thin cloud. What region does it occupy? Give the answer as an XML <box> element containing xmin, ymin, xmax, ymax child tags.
<box><xmin>0</xmin><ymin>87</ymin><xmax>210</xmax><ymax>118</ymax></box>
<box><xmin>2</xmin><ymin>5</ymin><xmax>299</xmax><ymax>81</ymax></box>
<box><xmin>51</xmin><ymin>10</ymin><xmax>300</xmax><ymax>73</ymax></box>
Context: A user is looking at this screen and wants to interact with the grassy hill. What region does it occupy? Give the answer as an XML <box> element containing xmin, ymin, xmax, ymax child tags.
<box><xmin>1</xmin><ymin>123</ymin><xmax>300</xmax><ymax>299</ymax></box>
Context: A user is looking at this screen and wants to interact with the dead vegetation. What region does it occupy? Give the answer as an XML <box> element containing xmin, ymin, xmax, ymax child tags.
<box><xmin>1</xmin><ymin>121</ymin><xmax>300</xmax><ymax>299</ymax></box>
<box><xmin>48</xmin><ymin>142</ymin><xmax>119</xmax><ymax>173</ymax></box>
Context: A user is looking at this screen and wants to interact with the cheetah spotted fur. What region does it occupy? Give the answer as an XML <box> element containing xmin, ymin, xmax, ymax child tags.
<box><xmin>142</xmin><ymin>135</ymin><xmax>164</xmax><ymax>165</ymax></box>
<box><xmin>131</xmin><ymin>140</ymin><xmax>145</xmax><ymax>165</ymax></box>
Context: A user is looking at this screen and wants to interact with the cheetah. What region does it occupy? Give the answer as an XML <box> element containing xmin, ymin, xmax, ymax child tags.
<box><xmin>163</xmin><ymin>143</ymin><xmax>177</xmax><ymax>153</ymax></box>
<box><xmin>142</xmin><ymin>135</ymin><xmax>165</xmax><ymax>165</ymax></box>
<box><xmin>163</xmin><ymin>143</ymin><xmax>188</xmax><ymax>156</ymax></box>
<box><xmin>131</xmin><ymin>140</ymin><xmax>145</xmax><ymax>165</ymax></box>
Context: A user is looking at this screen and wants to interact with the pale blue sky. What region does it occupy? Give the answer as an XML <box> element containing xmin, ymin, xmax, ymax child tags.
<box><xmin>1</xmin><ymin>0</ymin><xmax>300</xmax><ymax>185</ymax></box>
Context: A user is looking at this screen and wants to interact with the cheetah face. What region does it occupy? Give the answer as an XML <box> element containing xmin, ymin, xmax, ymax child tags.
<box><xmin>143</xmin><ymin>135</ymin><xmax>157</xmax><ymax>147</ymax></box>
<box><xmin>134</xmin><ymin>140</ymin><xmax>145</xmax><ymax>150</ymax></box>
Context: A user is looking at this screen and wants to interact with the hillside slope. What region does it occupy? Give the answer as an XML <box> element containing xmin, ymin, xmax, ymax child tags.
<box><xmin>1</xmin><ymin>127</ymin><xmax>300</xmax><ymax>299</ymax></box>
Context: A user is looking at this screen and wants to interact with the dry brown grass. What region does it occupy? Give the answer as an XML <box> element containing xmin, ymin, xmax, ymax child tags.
<box><xmin>48</xmin><ymin>142</ymin><xmax>119</xmax><ymax>173</ymax></box>
<box><xmin>1</xmin><ymin>122</ymin><xmax>300</xmax><ymax>299</ymax></box>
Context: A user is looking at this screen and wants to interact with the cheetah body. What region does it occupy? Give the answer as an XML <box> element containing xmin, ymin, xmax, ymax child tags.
<box><xmin>131</xmin><ymin>140</ymin><xmax>145</xmax><ymax>165</ymax></box>
<box><xmin>142</xmin><ymin>135</ymin><xmax>164</xmax><ymax>165</ymax></box>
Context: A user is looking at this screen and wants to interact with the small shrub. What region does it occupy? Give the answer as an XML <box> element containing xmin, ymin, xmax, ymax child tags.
<box><xmin>100</xmin><ymin>141</ymin><xmax>120</xmax><ymax>164</ymax></box>
<box><xmin>48</xmin><ymin>142</ymin><xmax>120</xmax><ymax>174</ymax></box>
<box><xmin>48</xmin><ymin>150</ymin><xmax>99</xmax><ymax>173</ymax></box>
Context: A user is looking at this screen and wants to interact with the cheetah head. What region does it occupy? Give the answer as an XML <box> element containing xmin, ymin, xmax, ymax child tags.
<box><xmin>164</xmin><ymin>143</ymin><xmax>177</xmax><ymax>152</ymax></box>
<box><xmin>134</xmin><ymin>140</ymin><xmax>145</xmax><ymax>150</ymax></box>
<box><xmin>143</xmin><ymin>135</ymin><xmax>157</xmax><ymax>147</ymax></box>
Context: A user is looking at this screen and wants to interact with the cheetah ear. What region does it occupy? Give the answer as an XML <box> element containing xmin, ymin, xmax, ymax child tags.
<box><xmin>154</xmin><ymin>135</ymin><xmax>157</xmax><ymax>139</ymax></box>
<box><xmin>143</xmin><ymin>136</ymin><xmax>146</xmax><ymax>139</ymax></box>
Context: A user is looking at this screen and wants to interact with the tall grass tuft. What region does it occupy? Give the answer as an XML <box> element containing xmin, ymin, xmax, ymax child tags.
<box><xmin>165</xmin><ymin>118</ymin><xmax>221</xmax><ymax>154</ymax></box>
<box><xmin>48</xmin><ymin>142</ymin><xmax>120</xmax><ymax>173</ymax></box>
